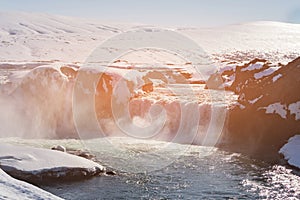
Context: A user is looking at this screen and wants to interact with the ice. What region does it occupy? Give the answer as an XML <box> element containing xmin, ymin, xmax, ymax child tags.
<box><xmin>0</xmin><ymin>168</ymin><xmax>62</xmax><ymax>200</ymax></box>
<box><xmin>279</xmin><ymin>135</ymin><xmax>300</xmax><ymax>168</ymax></box>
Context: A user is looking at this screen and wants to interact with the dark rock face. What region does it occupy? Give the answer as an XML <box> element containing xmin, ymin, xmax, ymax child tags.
<box><xmin>2</xmin><ymin>165</ymin><xmax>104</xmax><ymax>184</ymax></box>
<box><xmin>228</xmin><ymin>58</ymin><xmax>268</xmax><ymax>93</ymax></box>
<box><xmin>224</xmin><ymin>57</ymin><xmax>300</xmax><ymax>159</ymax></box>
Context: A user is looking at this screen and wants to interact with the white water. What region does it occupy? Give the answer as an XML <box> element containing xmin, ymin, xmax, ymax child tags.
<box><xmin>2</xmin><ymin>137</ymin><xmax>300</xmax><ymax>200</ymax></box>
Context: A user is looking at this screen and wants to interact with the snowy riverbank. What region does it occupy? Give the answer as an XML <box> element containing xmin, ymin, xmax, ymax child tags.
<box><xmin>0</xmin><ymin>143</ymin><xmax>105</xmax><ymax>183</ymax></box>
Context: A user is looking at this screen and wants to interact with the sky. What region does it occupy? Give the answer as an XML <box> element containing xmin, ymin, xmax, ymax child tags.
<box><xmin>1</xmin><ymin>0</ymin><xmax>300</xmax><ymax>27</ymax></box>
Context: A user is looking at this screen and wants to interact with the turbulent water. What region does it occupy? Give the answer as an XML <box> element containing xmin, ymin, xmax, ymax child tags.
<box><xmin>1</xmin><ymin>64</ymin><xmax>300</xmax><ymax>199</ymax></box>
<box><xmin>3</xmin><ymin>137</ymin><xmax>300</xmax><ymax>200</ymax></box>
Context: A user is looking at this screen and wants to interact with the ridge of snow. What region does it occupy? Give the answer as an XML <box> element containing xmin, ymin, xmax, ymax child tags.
<box><xmin>254</xmin><ymin>66</ymin><xmax>280</xmax><ymax>79</ymax></box>
<box><xmin>241</xmin><ymin>62</ymin><xmax>265</xmax><ymax>72</ymax></box>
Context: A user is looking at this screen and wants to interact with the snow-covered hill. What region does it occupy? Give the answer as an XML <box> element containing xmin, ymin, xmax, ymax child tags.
<box><xmin>180</xmin><ymin>21</ymin><xmax>300</xmax><ymax>63</ymax></box>
<box><xmin>0</xmin><ymin>12</ymin><xmax>136</xmax><ymax>62</ymax></box>
<box><xmin>0</xmin><ymin>12</ymin><xmax>300</xmax><ymax>64</ymax></box>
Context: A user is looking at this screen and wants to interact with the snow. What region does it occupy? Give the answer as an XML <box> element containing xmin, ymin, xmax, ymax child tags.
<box><xmin>254</xmin><ymin>66</ymin><xmax>281</xmax><ymax>79</ymax></box>
<box><xmin>218</xmin><ymin>64</ymin><xmax>237</xmax><ymax>73</ymax></box>
<box><xmin>288</xmin><ymin>101</ymin><xmax>300</xmax><ymax>120</ymax></box>
<box><xmin>0</xmin><ymin>12</ymin><xmax>134</xmax><ymax>63</ymax></box>
<box><xmin>272</xmin><ymin>74</ymin><xmax>282</xmax><ymax>82</ymax></box>
<box><xmin>260</xmin><ymin>102</ymin><xmax>287</xmax><ymax>119</ymax></box>
<box><xmin>180</xmin><ymin>21</ymin><xmax>300</xmax><ymax>63</ymax></box>
<box><xmin>1</xmin><ymin>12</ymin><xmax>300</xmax><ymax>65</ymax></box>
<box><xmin>0</xmin><ymin>143</ymin><xmax>104</xmax><ymax>175</ymax></box>
<box><xmin>241</xmin><ymin>62</ymin><xmax>265</xmax><ymax>72</ymax></box>
<box><xmin>279</xmin><ymin>135</ymin><xmax>300</xmax><ymax>169</ymax></box>
<box><xmin>248</xmin><ymin>95</ymin><xmax>263</xmax><ymax>104</ymax></box>
<box><xmin>0</xmin><ymin>168</ymin><xmax>62</xmax><ymax>200</ymax></box>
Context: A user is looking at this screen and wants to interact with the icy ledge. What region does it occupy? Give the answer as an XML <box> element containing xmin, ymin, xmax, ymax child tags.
<box><xmin>0</xmin><ymin>143</ymin><xmax>105</xmax><ymax>183</ymax></box>
<box><xmin>279</xmin><ymin>135</ymin><xmax>300</xmax><ymax>169</ymax></box>
<box><xmin>0</xmin><ymin>168</ymin><xmax>62</xmax><ymax>200</ymax></box>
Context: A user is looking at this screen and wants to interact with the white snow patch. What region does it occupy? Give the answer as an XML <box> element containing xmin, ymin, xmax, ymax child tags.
<box><xmin>0</xmin><ymin>143</ymin><xmax>104</xmax><ymax>173</ymax></box>
<box><xmin>241</xmin><ymin>62</ymin><xmax>265</xmax><ymax>72</ymax></box>
<box><xmin>260</xmin><ymin>102</ymin><xmax>287</xmax><ymax>119</ymax></box>
<box><xmin>248</xmin><ymin>95</ymin><xmax>263</xmax><ymax>104</ymax></box>
<box><xmin>288</xmin><ymin>101</ymin><xmax>300</xmax><ymax>120</ymax></box>
<box><xmin>272</xmin><ymin>74</ymin><xmax>282</xmax><ymax>82</ymax></box>
<box><xmin>0</xmin><ymin>168</ymin><xmax>62</xmax><ymax>200</ymax></box>
<box><xmin>254</xmin><ymin>66</ymin><xmax>280</xmax><ymax>79</ymax></box>
<box><xmin>279</xmin><ymin>135</ymin><xmax>300</xmax><ymax>168</ymax></box>
<box><xmin>102</xmin><ymin>79</ymin><xmax>108</xmax><ymax>93</ymax></box>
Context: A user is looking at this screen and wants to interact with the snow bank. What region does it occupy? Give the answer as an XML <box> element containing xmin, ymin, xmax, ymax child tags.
<box><xmin>279</xmin><ymin>135</ymin><xmax>300</xmax><ymax>169</ymax></box>
<box><xmin>0</xmin><ymin>143</ymin><xmax>105</xmax><ymax>182</ymax></box>
<box><xmin>0</xmin><ymin>168</ymin><xmax>62</xmax><ymax>200</ymax></box>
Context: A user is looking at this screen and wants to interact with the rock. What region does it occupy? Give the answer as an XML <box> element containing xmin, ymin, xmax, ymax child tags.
<box><xmin>51</xmin><ymin>145</ymin><xmax>66</xmax><ymax>152</ymax></box>
<box><xmin>225</xmin><ymin>57</ymin><xmax>300</xmax><ymax>159</ymax></box>
<box><xmin>142</xmin><ymin>82</ymin><xmax>154</xmax><ymax>93</ymax></box>
<box><xmin>105</xmin><ymin>170</ymin><xmax>117</xmax><ymax>176</ymax></box>
<box><xmin>67</xmin><ymin>149</ymin><xmax>96</xmax><ymax>161</ymax></box>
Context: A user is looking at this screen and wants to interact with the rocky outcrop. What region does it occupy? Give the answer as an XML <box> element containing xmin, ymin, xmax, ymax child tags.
<box><xmin>223</xmin><ymin>57</ymin><xmax>300</xmax><ymax>159</ymax></box>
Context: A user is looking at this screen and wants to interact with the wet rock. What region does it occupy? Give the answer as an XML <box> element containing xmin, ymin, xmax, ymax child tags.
<box><xmin>51</xmin><ymin>145</ymin><xmax>66</xmax><ymax>152</ymax></box>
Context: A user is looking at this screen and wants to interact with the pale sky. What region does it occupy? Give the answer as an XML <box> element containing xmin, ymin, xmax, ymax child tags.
<box><xmin>1</xmin><ymin>0</ymin><xmax>300</xmax><ymax>27</ymax></box>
